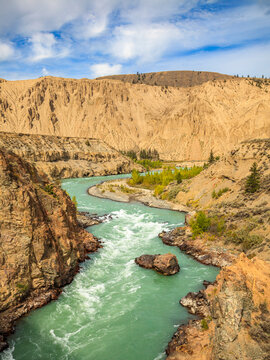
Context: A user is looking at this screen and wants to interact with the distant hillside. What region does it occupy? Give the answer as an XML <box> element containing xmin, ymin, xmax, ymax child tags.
<box><xmin>0</xmin><ymin>76</ymin><xmax>270</xmax><ymax>160</ymax></box>
<box><xmin>96</xmin><ymin>70</ymin><xmax>233</xmax><ymax>88</ymax></box>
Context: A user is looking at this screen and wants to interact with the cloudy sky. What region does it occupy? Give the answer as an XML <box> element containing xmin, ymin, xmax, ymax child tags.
<box><xmin>0</xmin><ymin>0</ymin><xmax>269</xmax><ymax>80</ymax></box>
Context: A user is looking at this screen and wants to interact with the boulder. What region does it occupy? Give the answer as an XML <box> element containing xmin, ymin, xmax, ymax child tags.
<box><xmin>135</xmin><ymin>254</ymin><xmax>180</xmax><ymax>275</ymax></box>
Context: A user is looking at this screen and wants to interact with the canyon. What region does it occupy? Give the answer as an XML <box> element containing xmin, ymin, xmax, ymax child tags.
<box><xmin>0</xmin><ymin>71</ymin><xmax>270</xmax><ymax>359</ymax></box>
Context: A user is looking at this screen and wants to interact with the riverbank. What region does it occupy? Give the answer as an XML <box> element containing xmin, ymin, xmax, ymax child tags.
<box><xmin>88</xmin><ymin>178</ymin><xmax>193</xmax><ymax>214</ymax></box>
<box><xmin>86</xmin><ymin>162</ymin><xmax>270</xmax><ymax>360</ymax></box>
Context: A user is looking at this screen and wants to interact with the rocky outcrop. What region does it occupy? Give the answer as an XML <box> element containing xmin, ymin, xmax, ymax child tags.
<box><xmin>180</xmin><ymin>290</ymin><xmax>210</xmax><ymax>318</ymax></box>
<box><xmin>166</xmin><ymin>254</ymin><xmax>270</xmax><ymax>360</ymax></box>
<box><xmin>76</xmin><ymin>212</ymin><xmax>102</xmax><ymax>228</ymax></box>
<box><xmin>135</xmin><ymin>254</ymin><xmax>180</xmax><ymax>275</ymax></box>
<box><xmin>0</xmin><ymin>132</ymin><xmax>141</xmax><ymax>181</ymax></box>
<box><xmin>159</xmin><ymin>227</ymin><xmax>235</xmax><ymax>267</ymax></box>
<box><xmin>0</xmin><ymin>148</ymin><xmax>101</xmax><ymax>350</ymax></box>
<box><xmin>0</xmin><ymin>76</ymin><xmax>270</xmax><ymax>160</ymax></box>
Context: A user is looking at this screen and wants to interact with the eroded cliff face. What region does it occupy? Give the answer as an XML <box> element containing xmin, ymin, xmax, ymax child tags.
<box><xmin>0</xmin><ymin>132</ymin><xmax>140</xmax><ymax>181</ymax></box>
<box><xmin>0</xmin><ymin>149</ymin><xmax>100</xmax><ymax>349</ymax></box>
<box><xmin>167</xmin><ymin>254</ymin><xmax>270</xmax><ymax>360</ymax></box>
<box><xmin>0</xmin><ymin>76</ymin><xmax>270</xmax><ymax>160</ymax></box>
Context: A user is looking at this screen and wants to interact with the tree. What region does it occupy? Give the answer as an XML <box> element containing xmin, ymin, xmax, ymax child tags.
<box><xmin>208</xmin><ymin>150</ymin><xmax>215</xmax><ymax>164</ymax></box>
<box><xmin>176</xmin><ymin>171</ymin><xmax>182</xmax><ymax>184</ymax></box>
<box><xmin>245</xmin><ymin>162</ymin><xmax>260</xmax><ymax>193</ymax></box>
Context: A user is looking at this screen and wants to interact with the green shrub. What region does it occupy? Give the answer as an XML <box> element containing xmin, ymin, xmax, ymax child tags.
<box><xmin>225</xmin><ymin>227</ymin><xmax>263</xmax><ymax>251</ymax></box>
<box><xmin>44</xmin><ymin>184</ymin><xmax>57</xmax><ymax>198</ymax></box>
<box><xmin>201</xmin><ymin>318</ymin><xmax>209</xmax><ymax>330</ymax></box>
<box><xmin>85</xmin><ymin>140</ymin><xmax>90</xmax><ymax>146</ymax></box>
<box><xmin>208</xmin><ymin>216</ymin><xmax>226</xmax><ymax>235</ymax></box>
<box><xmin>129</xmin><ymin>169</ymin><xmax>143</xmax><ymax>185</ymax></box>
<box><xmin>154</xmin><ymin>185</ymin><xmax>165</xmax><ymax>196</ymax></box>
<box><xmin>136</xmin><ymin>159</ymin><xmax>162</xmax><ymax>169</ymax></box>
<box><xmin>212</xmin><ymin>187</ymin><xmax>229</xmax><ymax>199</ymax></box>
<box><xmin>167</xmin><ymin>186</ymin><xmax>181</xmax><ymax>200</ymax></box>
<box><xmin>190</xmin><ymin>211</ymin><xmax>211</xmax><ymax>237</ymax></box>
<box><xmin>129</xmin><ymin>166</ymin><xmax>203</xmax><ymax>189</ymax></box>
<box><xmin>16</xmin><ymin>282</ymin><xmax>29</xmax><ymax>294</ymax></box>
<box><xmin>120</xmin><ymin>185</ymin><xmax>136</xmax><ymax>194</ymax></box>
<box><xmin>72</xmin><ymin>195</ymin><xmax>78</xmax><ymax>210</ymax></box>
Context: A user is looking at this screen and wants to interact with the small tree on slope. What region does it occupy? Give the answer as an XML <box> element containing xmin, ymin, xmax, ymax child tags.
<box><xmin>208</xmin><ymin>150</ymin><xmax>215</xmax><ymax>164</ymax></box>
<box><xmin>245</xmin><ymin>162</ymin><xmax>260</xmax><ymax>193</ymax></box>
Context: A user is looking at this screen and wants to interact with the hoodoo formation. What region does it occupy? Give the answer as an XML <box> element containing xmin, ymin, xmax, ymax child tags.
<box><xmin>0</xmin><ymin>73</ymin><xmax>270</xmax><ymax>160</ymax></box>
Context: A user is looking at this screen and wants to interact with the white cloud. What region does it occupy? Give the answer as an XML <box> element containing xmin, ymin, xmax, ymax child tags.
<box><xmin>0</xmin><ymin>41</ymin><xmax>14</xmax><ymax>61</ymax></box>
<box><xmin>90</xmin><ymin>63</ymin><xmax>122</xmax><ymax>78</ymax></box>
<box><xmin>29</xmin><ymin>32</ymin><xmax>69</xmax><ymax>62</ymax></box>
<box><xmin>108</xmin><ymin>23</ymin><xmax>186</xmax><ymax>63</ymax></box>
<box><xmin>41</xmin><ymin>67</ymin><xmax>49</xmax><ymax>76</ymax></box>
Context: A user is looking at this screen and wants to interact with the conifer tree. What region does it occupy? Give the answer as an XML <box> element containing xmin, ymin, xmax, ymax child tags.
<box><xmin>245</xmin><ymin>162</ymin><xmax>260</xmax><ymax>193</ymax></box>
<box><xmin>176</xmin><ymin>172</ymin><xmax>182</xmax><ymax>184</ymax></box>
<box><xmin>208</xmin><ymin>150</ymin><xmax>215</xmax><ymax>164</ymax></box>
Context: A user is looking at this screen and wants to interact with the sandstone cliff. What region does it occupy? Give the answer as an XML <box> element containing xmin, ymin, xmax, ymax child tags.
<box><xmin>0</xmin><ymin>148</ymin><xmax>100</xmax><ymax>350</ymax></box>
<box><xmin>167</xmin><ymin>254</ymin><xmax>270</xmax><ymax>360</ymax></box>
<box><xmin>0</xmin><ymin>76</ymin><xmax>269</xmax><ymax>160</ymax></box>
<box><xmin>0</xmin><ymin>132</ymin><xmax>140</xmax><ymax>181</ymax></box>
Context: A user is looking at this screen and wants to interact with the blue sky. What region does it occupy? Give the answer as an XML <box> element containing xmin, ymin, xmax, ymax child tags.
<box><xmin>0</xmin><ymin>0</ymin><xmax>269</xmax><ymax>80</ymax></box>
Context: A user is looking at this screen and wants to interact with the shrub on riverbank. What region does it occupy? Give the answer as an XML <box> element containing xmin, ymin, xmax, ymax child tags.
<box><xmin>129</xmin><ymin>166</ymin><xmax>203</xmax><ymax>189</ymax></box>
<box><xmin>136</xmin><ymin>159</ymin><xmax>163</xmax><ymax>169</ymax></box>
<box><xmin>190</xmin><ymin>211</ymin><xmax>211</xmax><ymax>237</ymax></box>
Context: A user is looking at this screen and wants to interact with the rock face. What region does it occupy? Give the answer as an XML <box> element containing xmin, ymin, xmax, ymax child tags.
<box><xmin>166</xmin><ymin>254</ymin><xmax>270</xmax><ymax>360</ymax></box>
<box><xmin>0</xmin><ymin>76</ymin><xmax>270</xmax><ymax>160</ymax></box>
<box><xmin>0</xmin><ymin>132</ymin><xmax>141</xmax><ymax>181</ymax></box>
<box><xmin>159</xmin><ymin>227</ymin><xmax>235</xmax><ymax>267</ymax></box>
<box><xmin>135</xmin><ymin>254</ymin><xmax>180</xmax><ymax>275</ymax></box>
<box><xmin>0</xmin><ymin>148</ymin><xmax>100</xmax><ymax>350</ymax></box>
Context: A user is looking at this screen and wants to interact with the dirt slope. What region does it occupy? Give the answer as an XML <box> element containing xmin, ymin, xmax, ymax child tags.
<box><xmin>0</xmin><ymin>76</ymin><xmax>270</xmax><ymax>160</ymax></box>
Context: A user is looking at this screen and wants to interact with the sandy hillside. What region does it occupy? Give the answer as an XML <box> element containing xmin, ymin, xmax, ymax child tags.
<box><xmin>0</xmin><ymin>76</ymin><xmax>269</xmax><ymax>160</ymax></box>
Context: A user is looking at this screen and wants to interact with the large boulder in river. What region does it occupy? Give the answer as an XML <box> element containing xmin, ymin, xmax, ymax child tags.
<box><xmin>135</xmin><ymin>254</ymin><xmax>180</xmax><ymax>275</ymax></box>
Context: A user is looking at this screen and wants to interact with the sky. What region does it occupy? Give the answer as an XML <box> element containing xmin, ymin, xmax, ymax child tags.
<box><xmin>0</xmin><ymin>0</ymin><xmax>269</xmax><ymax>80</ymax></box>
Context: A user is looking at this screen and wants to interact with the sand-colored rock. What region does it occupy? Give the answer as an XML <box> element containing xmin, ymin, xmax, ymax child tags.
<box><xmin>0</xmin><ymin>76</ymin><xmax>270</xmax><ymax>160</ymax></box>
<box><xmin>0</xmin><ymin>148</ymin><xmax>100</xmax><ymax>349</ymax></box>
<box><xmin>0</xmin><ymin>132</ymin><xmax>141</xmax><ymax>181</ymax></box>
<box><xmin>167</xmin><ymin>254</ymin><xmax>270</xmax><ymax>360</ymax></box>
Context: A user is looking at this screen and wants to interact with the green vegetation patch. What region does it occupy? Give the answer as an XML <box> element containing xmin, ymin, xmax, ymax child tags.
<box><xmin>16</xmin><ymin>282</ymin><xmax>29</xmax><ymax>294</ymax></box>
<box><xmin>212</xmin><ymin>187</ymin><xmax>230</xmax><ymax>199</ymax></box>
<box><xmin>129</xmin><ymin>166</ymin><xmax>203</xmax><ymax>189</ymax></box>
<box><xmin>44</xmin><ymin>183</ymin><xmax>57</xmax><ymax>198</ymax></box>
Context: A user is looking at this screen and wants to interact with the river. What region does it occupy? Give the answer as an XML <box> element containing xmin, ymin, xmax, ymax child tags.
<box><xmin>1</xmin><ymin>174</ymin><xmax>219</xmax><ymax>360</ymax></box>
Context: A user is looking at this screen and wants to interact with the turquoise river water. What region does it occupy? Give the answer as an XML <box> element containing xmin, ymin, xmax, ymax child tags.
<box><xmin>1</xmin><ymin>174</ymin><xmax>219</xmax><ymax>360</ymax></box>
